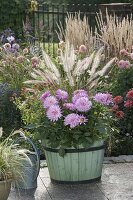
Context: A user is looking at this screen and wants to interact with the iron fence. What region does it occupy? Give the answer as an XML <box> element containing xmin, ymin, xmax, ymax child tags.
<box><xmin>31</xmin><ymin>3</ymin><xmax>133</xmax><ymax>55</ymax></box>
<box><xmin>0</xmin><ymin>2</ymin><xmax>133</xmax><ymax>55</ymax></box>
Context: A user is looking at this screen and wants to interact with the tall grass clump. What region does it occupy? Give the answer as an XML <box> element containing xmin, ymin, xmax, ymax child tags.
<box><xmin>0</xmin><ymin>128</ymin><xmax>32</xmax><ymax>182</ymax></box>
<box><xmin>57</xmin><ymin>13</ymin><xmax>97</xmax><ymax>54</ymax></box>
<box><xmin>96</xmin><ymin>11</ymin><xmax>133</xmax><ymax>57</ymax></box>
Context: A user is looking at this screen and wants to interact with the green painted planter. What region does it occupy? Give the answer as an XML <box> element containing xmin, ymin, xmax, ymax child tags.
<box><xmin>44</xmin><ymin>141</ymin><xmax>104</xmax><ymax>184</ymax></box>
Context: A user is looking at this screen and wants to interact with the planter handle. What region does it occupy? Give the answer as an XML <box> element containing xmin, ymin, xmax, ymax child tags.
<box><xmin>14</xmin><ymin>136</ymin><xmax>40</xmax><ymax>181</ymax></box>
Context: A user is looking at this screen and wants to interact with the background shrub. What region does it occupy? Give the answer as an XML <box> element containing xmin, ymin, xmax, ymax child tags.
<box><xmin>0</xmin><ymin>83</ymin><xmax>22</xmax><ymax>136</ymax></box>
<box><xmin>110</xmin><ymin>67</ymin><xmax>133</xmax><ymax>132</ymax></box>
<box><xmin>109</xmin><ymin>67</ymin><xmax>133</xmax><ymax>156</ymax></box>
<box><xmin>0</xmin><ymin>0</ymin><xmax>29</xmax><ymax>37</ymax></box>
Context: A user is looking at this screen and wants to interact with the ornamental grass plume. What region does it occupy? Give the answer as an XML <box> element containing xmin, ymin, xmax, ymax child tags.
<box><xmin>96</xmin><ymin>10</ymin><xmax>133</xmax><ymax>57</ymax></box>
<box><xmin>57</xmin><ymin>13</ymin><xmax>97</xmax><ymax>54</ymax></box>
<box><xmin>25</xmin><ymin>42</ymin><xmax>116</xmax><ymax>92</ymax></box>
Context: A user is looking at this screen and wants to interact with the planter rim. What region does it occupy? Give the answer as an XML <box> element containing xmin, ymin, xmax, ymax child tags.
<box><xmin>44</xmin><ymin>144</ymin><xmax>104</xmax><ymax>153</ymax></box>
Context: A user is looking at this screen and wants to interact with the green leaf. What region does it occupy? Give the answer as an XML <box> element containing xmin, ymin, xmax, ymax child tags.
<box><xmin>58</xmin><ymin>147</ymin><xmax>66</xmax><ymax>157</ymax></box>
<box><xmin>24</xmin><ymin>124</ymin><xmax>37</xmax><ymax>129</ymax></box>
<box><xmin>84</xmin><ymin>132</ymin><xmax>91</xmax><ymax>136</ymax></box>
<box><xmin>85</xmin><ymin>137</ymin><xmax>93</xmax><ymax>144</ymax></box>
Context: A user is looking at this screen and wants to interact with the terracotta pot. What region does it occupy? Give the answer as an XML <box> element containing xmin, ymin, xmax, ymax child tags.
<box><xmin>0</xmin><ymin>180</ymin><xmax>12</xmax><ymax>200</ymax></box>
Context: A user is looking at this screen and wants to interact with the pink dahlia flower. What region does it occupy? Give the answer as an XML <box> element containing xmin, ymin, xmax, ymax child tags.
<box><xmin>79</xmin><ymin>45</ymin><xmax>87</xmax><ymax>53</ymax></box>
<box><xmin>43</xmin><ymin>96</ymin><xmax>58</xmax><ymax>109</ymax></box>
<box><xmin>93</xmin><ymin>93</ymin><xmax>113</xmax><ymax>105</ymax></box>
<box><xmin>40</xmin><ymin>91</ymin><xmax>51</xmax><ymax>102</ymax></box>
<box><xmin>63</xmin><ymin>103</ymin><xmax>75</xmax><ymax>111</ymax></box>
<box><xmin>64</xmin><ymin>113</ymin><xmax>80</xmax><ymax>128</ymax></box>
<box><xmin>75</xmin><ymin>97</ymin><xmax>92</xmax><ymax>112</ymax></box>
<box><xmin>72</xmin><ymin>90</ymin><xmax>88</xmax><ymax>103</ymax></box>
<box><xmin>73</xmin><ymin>89</ymin><xmax>88</xmax><ymax>96</ymax></box>
<box><xmin>56</xmin><ymin>89</ymin><xmax>68</xmax><ymax>101</ymax></box>
<box><xmin>79</xmin><ymin>115</ymin><xmax>88</xmax><ymax>125</ymax></box>
<box><xmin>118</xmin><ymin>60</ymin><xmax>130</xmax><ymax>69</ymax></box>
<box><xmin>31</xmin><ymin>56</ymin><xmax>39</xmax><ymax>67</ymax></box>
<box><xmin>120</xmin><ymin>49</ymin><xmax>128</xmax><ymax>56</ymax></box>
<box><xmin>46</xmin><ymin>105</ymin><xmax>62</xmax><ymax>122</ymax></box>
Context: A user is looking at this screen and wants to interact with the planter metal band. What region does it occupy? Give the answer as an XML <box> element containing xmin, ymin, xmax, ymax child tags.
<box><xmin>44</xmin><ymin>145</ymin><xmax>104</xmax><ymax>153</ymax></box>
<box><xmin>51</xmin><ymin>176</ymin><xmax>101</xmax><ymax>184</ymax></box>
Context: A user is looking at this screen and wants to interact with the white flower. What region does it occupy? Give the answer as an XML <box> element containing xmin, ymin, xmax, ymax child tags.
<box><xmin>7</xmin><ymin>36</ymin><xmax>15</xmax><ymax>43</ymax></box>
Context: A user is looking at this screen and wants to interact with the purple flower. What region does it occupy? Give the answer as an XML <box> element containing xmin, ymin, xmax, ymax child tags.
<box><xmin>75</xmin><ymin>97</ymin><xmax>92</xmax><ymax>112</ymax></box>
<box><xmin>79</xmin><ymin>45</ymin><xmax>87</xmax><ymax>53</ymax></box>
<box><xmin>12</xmin><ymin>43</ymin><xmax>20</xmax><ymax>50</ymax></box>
<box><xmin>46</xmin><ymin>105</ymin><xmax>62</xmax><ymax>122</ymax></box>
<box><xmin>79</xmin><ymin>115</ymin><xmax>88</xmax><ymax>125</ymax></box>
<box><xmin>56</xmin><ymin>89</ymin><xmax>68</xmax><ymax>101</ymax></box>
<box><xmin>63</xmin><ymin>103</ymin><xmax>75</xmax><ymax>111</ymax></box>
<box><xmin>43</xmin><ymin>96</ymin><xmax>58</xmax><ymax>109</ymax></box>
<box><xmin>40</xmin><ymin>91</ymin><xmax>51</xmax><ymax>102</ymax></box>
<box><xmin>72</xmin><ymin>90</ymin><xmax>88</xmax><ymax>103</ymax></box>
<box><xmin>73</xmin><ymin>89</ymin><xmax>88</xmax><ymax>96</ymax></box>
<box><xmin>93</xmin><ymin>93</ymin><xmax>113</xmax><ymax>105</ymax></box>
<box><xmin>118</xmin><ymin>60</ymin><xmax>130</xmax><ymax>69</ymax></box>
<box><xmin>64</xmin><ymin>113</ymin><xmax>80</xmax><ymax>128</ymax></box>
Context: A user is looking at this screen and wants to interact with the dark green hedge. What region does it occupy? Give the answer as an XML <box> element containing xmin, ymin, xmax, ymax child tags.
<box><xmin>0</xmin><ymin>0</ymin><xmax>29</xmax><ymax>37</ymax></box>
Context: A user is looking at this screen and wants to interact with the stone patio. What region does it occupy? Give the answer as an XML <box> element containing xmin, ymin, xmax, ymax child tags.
<box><xmin>9</xmin><ymin>163</ymin><xmax>133</xmax><ymax>200</ymax></box>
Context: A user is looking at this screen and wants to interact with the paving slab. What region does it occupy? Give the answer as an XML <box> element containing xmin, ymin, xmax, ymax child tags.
<box><xmin>9</xmin><ymin>163</ymin><xmax>133</xmax><ymax>200</ymax></box>
<box><xmin>9</xmin><ymin>176</ymin><xmax>52</xmax><ymax>200</ymax></box>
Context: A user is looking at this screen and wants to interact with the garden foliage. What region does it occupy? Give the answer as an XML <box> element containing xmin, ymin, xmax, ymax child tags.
<box><xmin>0</xmin><ymin>0</ymin><xmax>29</xmax><ymax>37</ymax></box>
<box><xmin>0</xmin><ymin>83</ymin><xmax>22</xmax><ymax>136</ymax></box>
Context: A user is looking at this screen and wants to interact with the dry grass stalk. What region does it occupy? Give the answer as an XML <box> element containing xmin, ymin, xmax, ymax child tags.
<box><xmin>96</xmin><ymin>10</ymin><xmax>133</xmax><ymax>57</ymax></box>
<box><xmin>57</xmin><ymin>13</ymin><xmax>97</xmax><ymax>53</ymax></box>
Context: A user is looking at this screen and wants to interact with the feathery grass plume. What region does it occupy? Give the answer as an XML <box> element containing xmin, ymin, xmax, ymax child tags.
<box><xmin>57</xmin><ymin>13</ymin><xmax>97</xmax><ymax>54</ymax></box>
<box><xmin>24</xmin><ymin>42</ymin><xmax>115</xmax><ymax>92</ymax></box>
<box><xmin>73</xmin><ymin>52</ymin><xmax>95</xmax><ymax>76</ymax></box>
<box><xmin>96</xmin><ymin>10</ymin><xmax>133</xmax><ymax>57</ymax></box>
